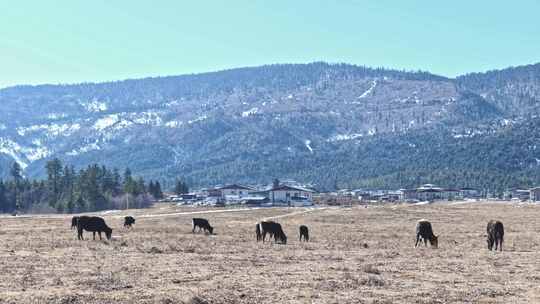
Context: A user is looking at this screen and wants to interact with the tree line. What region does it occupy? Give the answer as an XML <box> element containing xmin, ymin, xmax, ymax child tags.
<box><xmin>0</xmin><ymin>159</ymin><xmax>165</xmax><ymax>214</ymax></box>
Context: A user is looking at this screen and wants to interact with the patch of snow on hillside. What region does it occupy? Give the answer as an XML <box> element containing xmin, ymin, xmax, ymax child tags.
<box><xmin>242</xmin><ymin>107</ymin><xmax>259</xmax><ymax>117</ymax></box>
<box><xmin>327</xmin><ymin>133</ymin><xmax>363</xmax><ymax>142</ymax></box>
<box><xmin>358</xmin><ymin>80</ymin><xmax>377</xmax><ymax>99</ymax></box>
<box><xmin>188</xmin><ymin>115</ymin><xmax>208</xmax><ymax>124</ymax></box>
<box><xmin>132</xmin><ymin>111</ymin><xmax>162</xmax><ymax>126</ymax></box>
<box><xmin>66</xmin><ymin>140</ymin><xmax>101</xmax><ymax>156</ymax></box>
<box><xmin>368</xmin><ymin>128</ymin><xmax>377</xmax><ymax>136</ymax></box>
<box><xmin>0</xmin><ymin>124</ymin><xmax>6</xmax><ymax>130</ymax></box>
<box><xmin>82</xmin><ymin>99</ymin><xmax>108</xmax><ymax>112</ymax></box>
<box><xmin>305</xmin><ymin>140</ymin><xmax>313</xmax><ymax>153</ymax></box>
<box><xmin>452</xmin><ymin>129</ymin><xmax>486</xmax><ymax>138</ymax></box>
<box><xmin>0</xmin><ymin>138</ymin><xmax>28</xmax><ymax>169</ymax></box>
<box><xmin>164</xmin><ymin>100</ymin><xmax>181</xmax><ymax>107</ymax></box>
<box><xmin>47</xmin><ymin>113</ymin><xmax>68</xmax><ymax>119</ymax></box>
<box><xmin>17</xmin><ymin>123</ymin><xmax>81</xmax><ymax>137</ymax></box>
<box><xmin>93</xmin><ymin>114</ymin><xmax>120</xmax><ymax>130</ymax></box>
<box><xmin>502</xmin><ymin>119</ymin><xmax>514</xmax><ymax>126</ymax></box>
<box><xmin>165</xmin><ymin>121</ymin><xmax>184</xmax><ymax>128</ymax></box>
<box><xmin>23</xmin><ymin>146</ymin><xmax>51</xmax><ymax>162</ymax></box>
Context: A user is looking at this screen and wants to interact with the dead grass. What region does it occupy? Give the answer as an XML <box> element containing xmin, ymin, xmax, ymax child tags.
<box><xmin>0</xmin><ymin>202</ymin><xmax>539</xmax><ymax>303</ymax></box>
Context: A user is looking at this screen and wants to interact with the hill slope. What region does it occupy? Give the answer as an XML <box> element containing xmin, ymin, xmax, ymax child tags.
<box><xmin>1</xmin><ymin>62</ymin><xmax>540</xmax><ymax>190</ymax></box>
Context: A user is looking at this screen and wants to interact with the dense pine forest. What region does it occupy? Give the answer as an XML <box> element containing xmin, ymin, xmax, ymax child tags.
<box><xmin>0</xmin><ymin>159</ymin><xmax>164</xmax><ymax>214</ymax></box>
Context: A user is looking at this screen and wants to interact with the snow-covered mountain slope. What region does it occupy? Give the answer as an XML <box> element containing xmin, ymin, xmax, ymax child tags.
<box><xmin>1</xmin><ymin>62</ymin><xmax>539</xmax><ymax>189</ymax></box>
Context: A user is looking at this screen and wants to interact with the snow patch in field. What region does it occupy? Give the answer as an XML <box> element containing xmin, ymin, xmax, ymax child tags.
<box><xmin>242</xmin><ymin>107</ymin><xmax>259</xmax><ymax>117</ymax></box>
<box><xmin>0</xmin><ymin>124</ymin><xmax>6</xmax><ymax>130</ymax></box>
<box><xmin>358</xmin><ymin>80</ymin><xmax>377</xmax><ymax>99</ymax></box>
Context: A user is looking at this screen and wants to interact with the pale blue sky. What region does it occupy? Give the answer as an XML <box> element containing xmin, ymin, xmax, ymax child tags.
<box><xmin>1</xmin><ymin>1</ymin><xmax>539</xmax><ymax>88</ymax></box>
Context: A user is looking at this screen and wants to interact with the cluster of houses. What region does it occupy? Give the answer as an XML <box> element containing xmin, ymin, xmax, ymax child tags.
<box><xmin>169</xmin><ymin>180</ymin><xmax>316</xmax><ymax>207</ymax></box>
<box><xmin>167</xmin><ymin>181</ymin><xmax>540</xmax><ymax>207</ymax></box>
<box><xmin>325</xmin><ymin>184</ymin><xmax>481</xmax><ymax>203</ymax></box>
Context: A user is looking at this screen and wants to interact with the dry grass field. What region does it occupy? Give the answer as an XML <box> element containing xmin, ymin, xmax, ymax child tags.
<box><xmin>1</xmin><ymin>202</ymin><xmax>540</xmax><ymax>303</ymax></box>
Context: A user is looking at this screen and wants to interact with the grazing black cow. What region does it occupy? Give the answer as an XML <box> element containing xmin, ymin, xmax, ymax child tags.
<box><xmin>192</xmin><ymin>218</ymin><xmax>213</xmax><ymax>234</ymax></box>
<box><xmin>124</xmin><ymin>216</ymin><xmax>136</xmax><ymax>228</ymax></box>
<box><xmin>299</xmin><ymin>225</ymin><xmax>309</xmax><ymax>242</ymax></box>
<box><xmin>258</xmin><ymin>221</ymin><xmax>287</xmax><ymax>244</ymax></box>
<box><xmin>487</xmin><ymin>220</ymin><xmax>504</xmax><ymax>251</ymax></box>
<box><xmin>415</xmin><ymin>219</ymin><xmax>438</xmax><ymax>248</ymax></box>
<box><xmin>71</xmin><ymin>216</ymin><xmax>79</xmax><ymax>229</ymax></box>
<box><xmin>76</xmin><ymin>216</ymin><xmax>112</xmax><ymax>240</ymax></box>
<box><xmin>256</xmin><ymin>223</ymin><xmax>262</xmax><ymax>241</ymax></box>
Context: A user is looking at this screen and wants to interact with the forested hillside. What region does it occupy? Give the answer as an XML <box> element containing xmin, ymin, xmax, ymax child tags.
<box><xmin>1</xmin><ymin>62</ymin><xmax>540</xmax><ymax>191</ymax></box>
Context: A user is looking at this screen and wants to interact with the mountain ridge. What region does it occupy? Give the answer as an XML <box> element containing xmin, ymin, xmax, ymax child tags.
<box><xmin>1</xmin><ymin>61</ymin><xmax>540</xmax><ymax>192</ymax></box>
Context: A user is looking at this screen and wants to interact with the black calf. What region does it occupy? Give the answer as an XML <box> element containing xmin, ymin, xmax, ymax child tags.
<box><xmin>299</xmin><ymin>225</ymin><xmax>309</xmax><ymax>242</ymax></box>
<box><xmin>124</xmin><ymin>216</ymin><xmax>136</xmax><ymax>228</ymax></box>
<box><xmin>192</xmin><ymin>218</ymin><xmax>214</xmax><ymax>234</ymax></box>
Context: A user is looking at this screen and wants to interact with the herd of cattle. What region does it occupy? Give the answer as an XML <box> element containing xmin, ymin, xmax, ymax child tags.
<box><xmin>69</xmin><ymin>215</ymin><xmax>504</xmax><ymax>251</ymax></box>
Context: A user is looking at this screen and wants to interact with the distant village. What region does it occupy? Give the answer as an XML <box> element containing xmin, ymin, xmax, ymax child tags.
<box><xmin>165</xmin><ymin>180</ymin><xmax>540</xmax><ymax>207</ymax></box>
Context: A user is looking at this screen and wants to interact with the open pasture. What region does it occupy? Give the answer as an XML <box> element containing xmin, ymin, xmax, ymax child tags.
<box><xmin>0</xmin><ymin>202</ymin><xmax>539</xmax><ymax>303</ymax></box>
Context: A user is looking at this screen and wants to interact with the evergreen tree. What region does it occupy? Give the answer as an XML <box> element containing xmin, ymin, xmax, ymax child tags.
<box><xmin>154</xmin><ymin>181</ymin><xmax>164</xmax><ymax>199</ymax></box>
<box><xmin>0</xmin><ymin>180</ymin><xmax>7</xmax><ymax>213</ymax></box>
<box><xmin>174</xmin><ymin>179</ymin><xmax>189</xmax><ymax>194</ymax></box>
<box><xmin>46</xmin><ymin>158</ymin><xmax>63</xmax><ymax>208</ymax></box>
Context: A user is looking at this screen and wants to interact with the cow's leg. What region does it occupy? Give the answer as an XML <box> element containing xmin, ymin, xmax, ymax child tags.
<box><xmin>78</xmin><ymin>228</ymin><xmax>83</xmax><ymax>240</ymax></box>
<box><xmin>306</xmin><ymin>234</ymin><xmax>309</xmax><ymax>242</ymax></box>
<box><xmin>415</xmin><ymin>235</ymin><xmax>420</xmax><ymax>247</ymax></box>
<box><xmin>424</xmin><ymin>238</ymin><xmax>427</xmax><ymax>247</ymax></box>
<box><xmin>498</xmin><ymin>239</ymin><xmax>503</xmax><ymax>251</ymax></box>
<box><xmin>98</xmin><ymin>232</ymin><xmax>102</xmax><ymax>240</ymax></box>
<box><xmin>93</xmin><ymin>232</ymin><xmax>96</xmax><ymax>240</ymax></box>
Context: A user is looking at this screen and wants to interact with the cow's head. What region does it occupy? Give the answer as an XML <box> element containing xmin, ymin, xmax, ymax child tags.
<box><xmin>105</xmin><ymin>227</ymin><xmax>113</xmax><ymax>240</ymax></box>
<box><xmin>431</xmin><ymin>235</ymin><xmax>438</xmax><ymax>248</ymax></box>
<box><xmin>71</xmin><ymin>217</ymin><xmax>78</xmax><ymax>229</ymax></box>
<box><xmin>487</xmin><ymin>236</ymin><xmax>494</xmax><ymax>250</ymax></box>
<box><xmin>208</xmin><ymin>226</ymin><xmax>214</xmax><ymax>234</ymax></box>
<box><xmin>281</xmin><ymin>234</ymin><xmax>287</xmax><ymax>244</ymax></box>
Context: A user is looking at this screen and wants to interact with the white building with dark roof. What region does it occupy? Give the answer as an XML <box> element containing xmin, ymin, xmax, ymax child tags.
<box><xmin>268</xmin><ymin>185</ymin><xmax>315</xmax><ymax>206</ymax></box>
<box><xmin>215</xmin><ymin>184</ymin><xmax>255</xmax><ymax>199</ymax></box>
